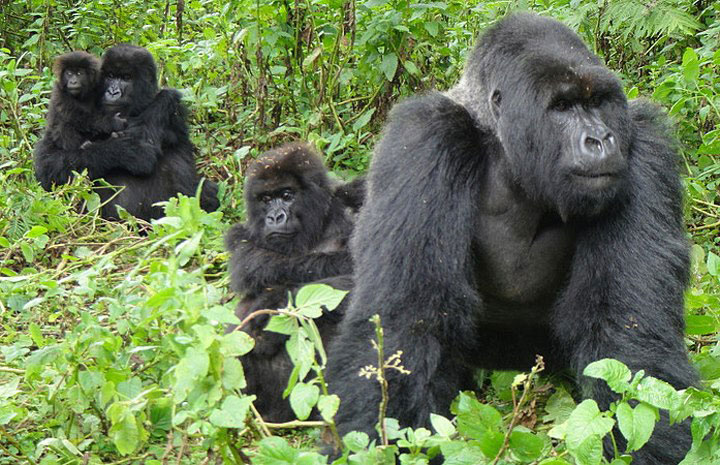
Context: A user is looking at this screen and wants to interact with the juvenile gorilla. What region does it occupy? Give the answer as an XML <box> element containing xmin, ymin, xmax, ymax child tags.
<box><xmin>42</xmin><ymin>51</ymin><xmax>126</xmax><ymax>151</ymax></box>
<box><xmin>325</xmin><ymin>13</ymin><xmax>696</xmax><ymax>464</ymax></box>
<box><xmin>34</xmin><ymin>45</ymin><xmax>219</xmax><ymax>221</ymax></box>
<box><xmin>225</xmin><ymin>143</ymin><xmax>362</xmax><ymax>422</ymax></box>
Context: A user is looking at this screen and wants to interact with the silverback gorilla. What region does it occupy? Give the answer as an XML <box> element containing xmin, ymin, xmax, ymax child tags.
<box><xmin>34</xmin><ymin>45</ymin><xmax>218</xmax><ymax>221</ymax></box>
<box><xmin>325</xmin><ymin>13</ymin><xmax>696</xmax><ymax>464</ymax></box>
<box><xmin>225</xmin><ymin>143</ymin><xmax>363</xmax><ymax>422</ymax></box>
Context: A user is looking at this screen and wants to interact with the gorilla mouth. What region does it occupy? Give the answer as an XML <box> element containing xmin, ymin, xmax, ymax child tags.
<box><xmin>266</xmin><ymin>231</ymin><xmax>296</xmax><ymax>240</ymax></box>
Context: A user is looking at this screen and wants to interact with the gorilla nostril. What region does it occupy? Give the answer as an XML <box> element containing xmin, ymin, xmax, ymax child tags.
<box><xmin>584</xmin><ymin>135</ymin><xmax>603</xmax><ymax>155</ymax></box>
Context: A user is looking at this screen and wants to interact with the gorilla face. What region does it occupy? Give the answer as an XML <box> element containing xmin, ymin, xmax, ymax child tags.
<box><xmin>102</xmin><ymin>71</ymin><xmax>134</xmax><ymax>112</ymax></box>
<box><xmin>244</xmin><ymin>147</ymin><xmax>334</xmax><ymax>256</ymax></box>
<box><xmin>253</xmin><ymin>178</ymin><xmax>303</xmax><ymax>244</ymax></box>
<box><xmin>62</xmin><ymin>67</ymin><xmax>91</xmax><ymax>98</ymax></box>
<box><xmin>493</xmin><ymin>58</ymin><xmax>633</xmax><ymax>220</ymax></box>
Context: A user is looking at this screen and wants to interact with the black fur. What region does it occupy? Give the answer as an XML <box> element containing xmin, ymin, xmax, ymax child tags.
<box><xmin>225</xmin><ymin>142</ymin><xmax>361</xmax><ymax>422</ymax></box>
<box><xmin>325</xmin><ymin>13</ymin><xmax>696</xmax><ymax>464</ymax></box>
<box><xmin>34</xmin><ymin>45</ymin><xmax>219</xmax><ymax>221</ymax></box>
<box><xmin>42</xmin><ymin>51</ymin><xmax>125</xmax><ymax>152</ymax></box>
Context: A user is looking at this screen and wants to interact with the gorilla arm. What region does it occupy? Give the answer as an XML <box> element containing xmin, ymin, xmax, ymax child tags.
<box><xmin>34</xmin><ymin>132</ymin><xmax>160</xmax><ymax>190</ymax></box>
<box><xmin>326</xmin><ymin>92</ymin><xmax>488</xmax><ymax>437</ymax></box>
<box><xmin>225</xmin><ymin>223</ymin><xmax>353</xmax><ymax>296</ymax></box>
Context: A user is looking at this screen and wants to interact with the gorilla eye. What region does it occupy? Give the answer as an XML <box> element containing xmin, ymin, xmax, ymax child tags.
<box><xmin>281</xmin><ymin>191</ymin><xmax>294</xmax><ymax>201</ymax></box>
<box><xmin>259</xmin><ymin>194</ymin><xmax>272</xmax><ymax>203</ymax></box>
<box><xmin>588</xmin><ymin>94</ymin><xmax>604</xmax><ymax>107</ymax></box>
<box><xmin>551</xmin><ymin>99</ymin><xmax>571</xmax><ymax>112</ymax></box>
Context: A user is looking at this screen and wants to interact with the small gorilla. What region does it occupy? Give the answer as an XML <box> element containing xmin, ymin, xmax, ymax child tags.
<box><xmin>225</xmin><ymin>142</ymin><xmax>363</xmax><ymax>422</ymax></box>
<box><xmin>34</xmin><ymin>45</ymin><xmax>219</xmax><ymax>221</ymax></box>
<box><xmin>43</xmin><ymin>51</ymin><xmax>127</xmax><ymax>151</ymax></box>
<box><xmin>325</xmin><ymin>13</ymin><xmax>696</xmax><ymax>464</ymax></box>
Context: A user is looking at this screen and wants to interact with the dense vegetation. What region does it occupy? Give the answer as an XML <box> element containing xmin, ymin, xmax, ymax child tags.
<box><xmin>0</xmin><ymin>1</ymin><xmax>718</xmax><ymax>464</ymax></box>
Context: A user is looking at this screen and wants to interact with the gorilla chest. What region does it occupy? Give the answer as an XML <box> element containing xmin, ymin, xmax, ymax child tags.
<box><xmin>473</xmin><ymin>207</ymin><xmax>576</xmax><ymax>322</ymax></box>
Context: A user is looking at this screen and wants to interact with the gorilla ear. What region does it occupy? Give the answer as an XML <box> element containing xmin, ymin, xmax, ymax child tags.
<box><xmin>490</xmin><ymin>89</ymin><xmax>502</xmax><ymax>120</ymax></box>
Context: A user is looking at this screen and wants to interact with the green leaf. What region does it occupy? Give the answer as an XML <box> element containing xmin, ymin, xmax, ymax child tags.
<box><xmin>439</xmin><ymin>440</ymin><xmax>488</xmax><ymax>465</ymax></box>
<box><xmin>583</xmin><ymin>359</ymin><xmax>631</xmax><ymax>393</ymax></box>
<box><xmin>453</xmin><ymin>392</ymin><xmax>502</xmax><ymax>439</ymax></box>
<box><xmin>685</xmin><ymin>315</ymin><xmax>718</xmax><ymax>336</ymax></box>
<box><xmin>681</xmin><ymin>48</ymin><xmax>699</xmax><ymax>84</ymax></box>
<box><xmin>707</xmin><ymin>251</ymin><xmax>720</xmax><ymax>277</ymax></box>
<box><xmin>565</xmin><ymin>400</ymin><xmax>614</xmax><ymax>449</ymax></box>
<box><xmin>20</xmin><ymin>243</ymin><xmax>33</xmax><ymax>262</ymax></box>
<box><xmin>289</xmin><ymin>382</ymin><xmax>319</xmax><ymax>420</ymax></box>
<box><xmin>25</xmin><ymin>225</ymin><xmax>48</xmax><ymax>238</ymax></box>
<box><xmin>220</xmin><ymin>331</ymin><xmax>255</xmax><ymax>357</ymax></box>
<box><xmin>317</xmin><ymin>394</ymin><xmax>339</xmax><ymax>422</ymax></box>
<box><xmin>543</xmin><ymin>387</ymin><xmax>576</xmax><ymax>423</ymax></box>
<box><xmin>295</xmin><ymin>283</ymin><xmax>348</xmax><ymax>317</ymax></box>
<box><xmin>476</xmin><ymin>430</ymin><xmax>504</xmax><ymax>458</ymax></box>
<box><xmin>108</xmin><ymin>410</ymin><xmax>140</xmax><ymax>455</ymax></box>
<box><xmin>208</xmin><ymin>395</ymin><xmax>253</xmax><ymax>428</ymax></box>
<box><xmin>253</xmin><ymin>436</ymin><xmax>298</xmax><ymax>464</ymax></box>
<box><xmin>352</xmin><ymin>108</ymin><xmax>376</xmax><ymax>132</ymax></box>
<box><xmin>424</xmin><ymin>21</ymin><xmax>439</xmax><ymax>36</ymax></box>
<box><xmin>509</xmin><ymin>430</ymin><xmax>545</xmax><ymax>461</ymax></box>
<box><xmin>266</xmin><ymin>314</ymin><xmax>296</xmax><ymax>335</ymax></box>
<box><xmin>222</xmin><ymin>357</ymin><xmax>247</xmax><ymax>390</ymax></box>
<box><xmin>538</xmin><ymin>459</ymin><xmax>573</xmax><ymax>465</ymax></box>
<box><xmin>634</xmin><ymin>376</ymin><xmax>679</xmax><ymax>410</ymax></box>
<box><xmin>380</xmin><ymin>53</ymin><xmax>398</xmax><ymax>81</ymax></box>
<box><xmin>343</xmin><ymin>431</ymin><xmax>369</xmax><ymax>452</ymax></box>
<box><xmin>616</xmin><ymin>401</ymin><xmax>656</xmax><ymax>452</ymax></box>
<box><xmin>430</xmin><ymin>413</ymin><xmax>455</xmax><ymax>437</ymax></box>
<box><xmin>172</xmin><ymin>346</ymin><xmax>210</xmax><ymax>402</ymax></box>
<box><xmin>569</xmin><ymin>434</ymin><xmax>604</xmax><ymax>465</ymax></box>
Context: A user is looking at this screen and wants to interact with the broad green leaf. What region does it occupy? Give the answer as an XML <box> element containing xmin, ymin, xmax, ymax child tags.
<box><xmin>266</xmin><ymin>314</ymin><xmax>296</xmax><ymax>335</ymax></box>
<box><xmin>476</xmin><ymin>430</ymin><xmax>504</xmax><ymax>458</ymax></box>
<box><xmin>538</xmin><ymin>459</ymin><xmax>573</xmax><ymax>465</ymax></box>
<box><xmin>222</xmin><ymin>357</ymin><xmax>247</xmax><ymax>390</ymax></box>
<box><xmin>109</xmin><ymin>412</ymin><xmax>141</xmax><ymax>455</ymax></box>
<box><xmin>583</xmin><ymin>359</ymin><xmax>631</xmax><ymax>393</ymax></box>
<box><xmin>634</xmin><ymin>376</ymin><xmax>679</xmax><ymax>410</ymax></box>
<box><xmin>543</xmin><ymin>387</ymin><xmax>576</xmax><ymax>423</ymax></box>
<box><xmin>220</xmin><ymin>331</ymin><xmax>254</xmax><ymax>357</ymax></box>
<box><xmin>565</xmin><ymin>400</ymin><xmax>614</xmax><ymax>449</ymax></box>
<box><xmin>289</xmin><ymin>382</ymin><xmax>319</xmax><ymax>420</ymax></box>
<box><xmin>616</xmin><ymin>402</ymin><xmax>657</xmax><ymax>452</ymax></box>
<box><xmin>430</xmin><ymin>413</ymin><xmax>456</xmax><ymax>437</ymax></box>
<box><xmin>343</xmin><ymin>431</ymin><xmax>369</xmax><ymax>452</ymax></box>
<box><xmin>172</xmin><ymin>346</ymin><xmax>210</xmax><ymax>402</ymax></box>
<box><xmin>439</xmin><ymin>440</ymin><xmax>487</xmax><ymax>465</ymax></box>
<box><xmin>295</xmin><ymin>283</ymin><xmax>348</xmax><ymax>317</ymax></box>
<box><xmin>352</xmin><ymin>109</ymin><xmax>376</xmax><ymax>132</ymax></box>
<box><xmin>681</xmin><ymin>48</ymin><xmax>699</xmax><ymax>84</ymax></box>
<box><xmin>509</xmin><ymin>430</ymin><xmax>545</xmax><ymax>461</ymax></box>
<box><xmin>453</xmin><ymin>392</ymin><xmax>502</xmax><ymax>439</ymax></box>
<box><xmin>252</xmin><ymin>436</ymin><xmax>298</xmax><ymax>464</ymax></box>
<box><xmin>208</xmin><ymin>395</ymin><xmax>253</xmax><ymax>428</ymax></box>
<box><xmin>317</xmin><ymin>394</ymin><xmax>339</xmax><ymax>422</ymax></box>
<box><xmin>569</xmin><ymin>434</ymin><xmax>604</xmax><ymax>465</ymax></box>
<box><xmin>380</xmin><ymin>53</ymin><xmax>398</xmax><ymax>81</ymax></box>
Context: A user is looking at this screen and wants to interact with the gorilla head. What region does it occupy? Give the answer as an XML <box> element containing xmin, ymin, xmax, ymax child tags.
<box><xmin>462</xmin><ymin>14</ymin><xmax>632</xmax><ymax>220</ymax></box>
<box><xmin>244</xmin><ymin>143</ymin><xmax>336</xmax><ymax>255</ymax></box>
<box><xmin>101</xmin><ymin>44</ymin><xmax>159</xmax><ymax>116</ymax></box>
<box><xmin>53</xmin><ymin>51</ymin><xmax>100</xmax><ymax>101</ymax></box>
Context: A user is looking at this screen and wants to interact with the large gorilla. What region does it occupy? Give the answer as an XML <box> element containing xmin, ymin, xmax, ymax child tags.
<box><xmin>325</xmin><ymin>13</ymin><xmax>696</xmax><ymax>464</ymax></box>
<box><xmin>34</xmin><ymin>44</ymin><xmax>218</xmax><ymax>221</ymax></box>
<box><xmin>225</xmin><ymin>142</ymin><xmax>363</xmax><ymax>422</ymax></box>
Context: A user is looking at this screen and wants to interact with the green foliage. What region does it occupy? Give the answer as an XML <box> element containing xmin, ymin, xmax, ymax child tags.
<box><xmin>1</xmin><ymin>0</ymin><xmax>719</xmax><ymax>463</ymax></box>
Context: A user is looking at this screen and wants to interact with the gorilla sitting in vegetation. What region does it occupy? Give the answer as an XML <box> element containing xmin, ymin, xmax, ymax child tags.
<box><xmin>41</xmin><ymin>51</ymin><xmax>127</xmax><ymax>152</ymax></box>
<box><xmin>325</xmin><ymin>13</ymin><xmax>696</xmax><ymax>464</ymax></box>
<box><xmin>34</xmin><ymin>44</ymin><xmax>218</xmax><ymax>221</ymax></box>
<box><xmin>225</xmin><ymin>142</ymin><xmax>363</xmax><ymax>422</ymax></box>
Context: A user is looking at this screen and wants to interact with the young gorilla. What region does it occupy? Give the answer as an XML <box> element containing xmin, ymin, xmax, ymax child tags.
<box><xmin>34</xmin><ymin>45</ymin><xmax>219</xmax><ymax>221</ymax></box>
<box><xmin>325</xmin><ymin>13</ymin><xmax>696</xmax><ymax>464</ymax></box>
<box><xmin>225</xmin><ymin>142</ymin><xmax>363</xmax><ymax>422</ymax></box>
<box><xmin>43</xmin><ymin>51</ymin><xmax>126</xmax><ymax>151</ymax></box>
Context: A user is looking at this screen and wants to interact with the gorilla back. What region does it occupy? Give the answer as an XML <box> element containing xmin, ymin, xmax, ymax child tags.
<box><xmin>325</xmin><ymin>13</ymin><xmax>695</xmax><ymax>464</ymax></box>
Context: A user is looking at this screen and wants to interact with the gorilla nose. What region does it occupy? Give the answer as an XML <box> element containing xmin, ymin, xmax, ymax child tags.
<box><xmin>580</xmin><ymin>129</ymin><xmax>617</xmax><ymax>159</ymax></box>
<box><xmin>267</xmin><ymin>210</ymin><xmax>287</xmax><ymax>225</ymax></box>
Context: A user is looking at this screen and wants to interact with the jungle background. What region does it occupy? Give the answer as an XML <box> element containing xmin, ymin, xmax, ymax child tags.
<box><xmin>0</xmin><ymin>0</ymin><xmax>719</xmax><ymax>464</ymax></box>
